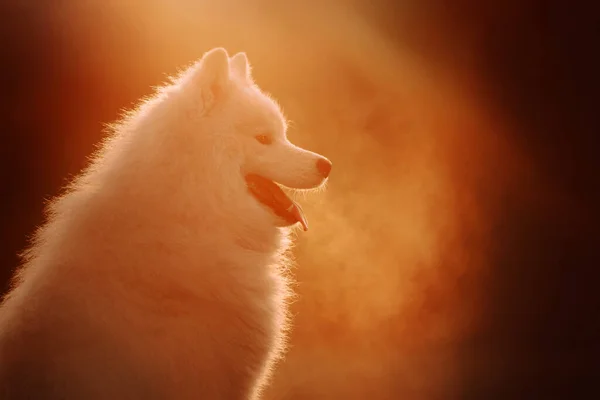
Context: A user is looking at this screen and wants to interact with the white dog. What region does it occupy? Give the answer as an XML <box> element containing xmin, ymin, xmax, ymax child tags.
<box><xmin>0</xmin><ymin>48</ymin><xmax>331</xmax><ymax>399</ymax></box>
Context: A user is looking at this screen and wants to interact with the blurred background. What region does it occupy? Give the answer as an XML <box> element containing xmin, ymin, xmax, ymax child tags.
<box><xmin>1</xmin><ymin>0</ymin><xmax>598</xmax><ymax>398</ymax></box>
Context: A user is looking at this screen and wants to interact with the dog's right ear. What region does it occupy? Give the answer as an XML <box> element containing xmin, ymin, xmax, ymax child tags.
<box><xmin>192</xmin><ymin>47</ymin><xmax>231</xmax><ymax>113</ymax></box>
<box><xmin>230</xmin><ymin>52</ymin><xmax>251</xmax><ymax>82</ymax></box>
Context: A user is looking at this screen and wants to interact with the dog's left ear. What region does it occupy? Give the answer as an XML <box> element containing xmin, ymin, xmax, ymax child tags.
<box><xmin>230</xmin><ymin>52</ymin><xmax>251</xmax><ymax>82</ymax></box>
<box><xmin>192</xmin><ymin>47</ymin><xmax>231</xmax><ymax>113</ymax></box>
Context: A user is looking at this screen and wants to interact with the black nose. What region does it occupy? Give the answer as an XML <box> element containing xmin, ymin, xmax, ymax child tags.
<box><xmin>316</xmin><ymin>157</ymin><xmax>332</xmax><ymax>178</ymax></box>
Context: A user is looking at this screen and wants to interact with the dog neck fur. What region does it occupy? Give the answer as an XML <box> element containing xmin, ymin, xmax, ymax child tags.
<box><xmin>13</xmin><ymin>49</ymin><xmax>291</xmax><ymax>296</ymax></box>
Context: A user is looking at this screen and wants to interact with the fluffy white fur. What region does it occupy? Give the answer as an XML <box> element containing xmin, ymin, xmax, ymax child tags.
<box><xmin>0</xmin><ymin>48</ymin><xmax>329</xmax><ymax>399</ymax></box>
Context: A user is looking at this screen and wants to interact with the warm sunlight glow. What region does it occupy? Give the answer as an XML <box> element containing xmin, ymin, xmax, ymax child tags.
<box><xmin>23</xmin><ymin>1</ymin><xmax>526</xmax><ymax>398</ymax></box>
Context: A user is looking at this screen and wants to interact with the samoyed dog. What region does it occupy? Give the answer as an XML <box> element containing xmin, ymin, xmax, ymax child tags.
<box><xmin>0</xmin><ymin>48</ymin><xmax>331</xmax><ymax>399</ymax></box>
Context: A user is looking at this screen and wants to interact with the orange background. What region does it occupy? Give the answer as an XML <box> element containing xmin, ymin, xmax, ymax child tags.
<box><xmin>1</xmin><ymin>1</ymin><xmax>598</xmax><ymax>398</ymax></box>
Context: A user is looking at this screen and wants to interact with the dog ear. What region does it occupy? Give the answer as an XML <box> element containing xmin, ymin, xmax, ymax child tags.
<box><xmin>230</xmin><ymin>52</ymin><xmax>251</xmax><ymax>81</ymax></box>
<box><xmin>193</xmin><ymin>48</ymin><xmax>231</xmax><ymax>112</ymax></box>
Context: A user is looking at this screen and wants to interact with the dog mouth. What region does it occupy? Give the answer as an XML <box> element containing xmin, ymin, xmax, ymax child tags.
<box><xmin>245</xmin><ymin>174</ymin><xmax>308</xmax><ymax>231</ymax></box>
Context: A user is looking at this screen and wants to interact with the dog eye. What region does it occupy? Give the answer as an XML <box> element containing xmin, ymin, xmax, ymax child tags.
<box><xmin>255</xmin><ymin>134</ymin><xmax>272</xmax><ymax>145</ymax></box>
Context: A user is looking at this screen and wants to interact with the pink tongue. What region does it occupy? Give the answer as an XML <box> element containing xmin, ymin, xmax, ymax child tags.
<box><xmin>245</xmin><ymin>174</ymin><xmax>308</xmax><ymax>231</ymax></box>
<box><xmin>289</xmin><ymin>202</ymin><xmax>309</xmax><ymax>232</ymax></box>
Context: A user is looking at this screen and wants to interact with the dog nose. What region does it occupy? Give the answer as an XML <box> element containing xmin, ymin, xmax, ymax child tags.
<box><xmin>316</xmin><ymin>157</ymin><xmax>332</xmax><ymax>178</ymax></box>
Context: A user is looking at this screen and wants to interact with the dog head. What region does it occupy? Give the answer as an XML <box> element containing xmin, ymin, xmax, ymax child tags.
<box><xmin>179</xmin><ymin>48</ymin><xmax>331</xmax><ymax>229</ymax></box>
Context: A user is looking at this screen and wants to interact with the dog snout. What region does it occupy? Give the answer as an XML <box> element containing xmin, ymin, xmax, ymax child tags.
<box><xmin>316</xmin><ymin>157</ymin><xmax>332</xmax><ymax>178</ymax></box>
